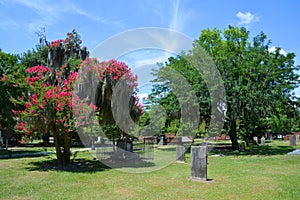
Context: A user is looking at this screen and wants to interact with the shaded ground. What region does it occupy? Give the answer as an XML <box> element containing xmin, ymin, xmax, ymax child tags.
<box><xmin>26</xmin><ymin>158</ymin><xmax>111</xmax><ymax>173</ymax></box>
<box><xmin>208</xmin><ymin>140</ymin><xmax>299</xmax><ymax>156</ymax></box>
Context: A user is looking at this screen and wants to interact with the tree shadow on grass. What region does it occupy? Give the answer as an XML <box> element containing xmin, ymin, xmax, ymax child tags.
<box><xmin>26</xmin><ymin>153</ymin><xmax>156</xmax><ymax>173</ymax></box>
<box><xmin>93</xmin><ymin>151</ymin><xmax>156</xmax><ymax>169</ymax></box>
<box><xmin>26</xmin><ymin>158</ymin><xmax>111</xmax><ymax>173</ymax></box>
<box><xmin>208</xmin><ymin>142</ymin><xmax>299</xmax><ymax>156</ymax></box>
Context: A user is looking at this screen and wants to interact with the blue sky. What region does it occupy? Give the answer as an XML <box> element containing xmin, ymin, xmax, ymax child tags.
<box><xmin>1</xmin><ymin>0</ymin><xmax>300</xmax><ymax>95</ymax></box>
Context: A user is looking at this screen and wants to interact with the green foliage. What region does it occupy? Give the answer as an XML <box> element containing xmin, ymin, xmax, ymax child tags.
<box><xmin>130</xmin><ymin>105</ymin><xmax>166</xmax><ymax>138</ymax></box>
<box><xmin>20</xmin><ymin>44</ymin><xmax>48</xmax><ymax>68</ymax></box>
<box><xmin>150</xmin><ymin>56</ymin><xmax>205</xmax><ymax>136</ymax></box>
<box><xmin>0</xmin><ymin>50</ymin><xmax>27</xmax><ymax>129</ymax></box>
<box><xmin>151</xmin><ymin>26</ymin><xmax>300</xmax><ymax>149</ymax></box>
<box><xmin>197</xmin><ymin>25</ymin><xmax>299</xmax><ymax>148</ymax></box>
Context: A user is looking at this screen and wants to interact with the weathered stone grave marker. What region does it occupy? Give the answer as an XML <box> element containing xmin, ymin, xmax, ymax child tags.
<box><xmin>261</xmin><ymin>136</ymin><xmax>265</xmax><ymax>146</ymax></box>
<box><xmin>191</xmin><ymin>145</ymin><xmax>209</xmax><ymax>181</ymax></box>
<box><xmin>290</xmin><ymin>135</ymin><xmax>296</xmax><ymax>146</ymax></box>
<box><xmin>0</xmin><ymin>130</ymin><xmax>3</xmax><ymax>148</ymax></box>
<box><xmin>176</xmin><ymin>146</ymin><xmax>185</xmax><ymax>163</ymax></box>
<box><xmin>97</xmin><ymin>136</ymin><xmax>102</xmax><ymax>143</ymax></box>
<box><xmin>253</xmin><ymin>137</ymin><xmax>258</xmax><ymax>145</ymax></box>
<box><xmin>296</xmin><ymin>135</ymin><xmax>300</xmax><ymax>142</ymax></box>
<box><xmin>240</xmin><ymin>141</ymin><xmax>247</xmax><ymax>151</ymax></box>
<box><xmin>158</xmin><ymin>135</ymin><xmax>164</xmax><ymax>145</ymax></box>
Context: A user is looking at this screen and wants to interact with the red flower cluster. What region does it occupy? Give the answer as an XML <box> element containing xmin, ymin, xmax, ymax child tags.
<box><xmin>50</xmin><ymin>39</ymin><xmax>65</xmax><ymax>48</ymax></box>
<box><xmin>1</xmin><ymin>74</ymin><xmax>6</xmax><ymax>81</ymax></box>
<box><xmin>25</xmin><ymin>65</ymin><xmax>51</xmax><ymax>85</ymax></box>
<box><xmin>25</xmin><ymin>65</ymin><xmax>51</xmax><ymax>74</ymax></box>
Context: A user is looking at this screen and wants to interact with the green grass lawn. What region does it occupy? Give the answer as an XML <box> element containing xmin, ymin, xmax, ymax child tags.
<box><xmin>0</xmin><ymin>140</ymin><xmax>299</xmax><ymax>200</ymax></box>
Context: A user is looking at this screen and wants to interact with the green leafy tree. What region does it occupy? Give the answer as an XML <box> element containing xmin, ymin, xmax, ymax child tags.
<box><xmin>197</xmin><ymin>26</ymin><xmax>299</xmax><ymax>149</ymax></box>
<box><xmin>151</xmin><ymin>26</ymin><xmax>299</xmax><ymax>150</ymax></box>
<box><xmin>0</xmin><ymin>50</ymin><xmax>26</xmax><ymax>131</ymax></box>
<box><xmin>20</xmin><ymin>44</ymin><xmax>48</xmax><ymax>68</ymax></box>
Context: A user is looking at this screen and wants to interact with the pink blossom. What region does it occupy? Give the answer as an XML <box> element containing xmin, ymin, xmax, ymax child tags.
<box><xmin>1</xmin><ymin>74</ymin><xmax>7</xmax><ymax>81</ymax></box>
<box><xmin>25</xmin><ymin>103</ymin><xmax>31</xmax><ymax>109</ymax></box>
<box><xmin>89</xmin><ymin>103</ymin><xmax>97</xmax><ymax>111</ymax></box>
<box><xmin>18</xmin><ymin>122</ymin><xmax>25</xmax><ymax>131</ymax></box>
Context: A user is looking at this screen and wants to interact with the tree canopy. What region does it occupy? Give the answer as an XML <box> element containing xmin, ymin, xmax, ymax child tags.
<box><xmin>2</xmin><ymin>29</ymin><xmax>143</xmax><ymax>165</ymax></box>
<box><xmin>151</xmin><ymin>26</ymin><xmax>300</xmax><ymax>149</ymax></box>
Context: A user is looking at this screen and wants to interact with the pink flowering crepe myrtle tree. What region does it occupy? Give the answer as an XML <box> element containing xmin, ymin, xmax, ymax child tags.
<box><xmin>3</xmin><ymin>29</ymin><xmax>143</xmax><ymax>166</ymax></box>
<box><xmin>73</xmin><ymin>58</ymin><xmax>144</xmax><ymax>147</ymax></box>
<box><xmin>7</xmin><ymin>64</ymin><xmax>79</xmax><ymax>165</ymax></box>
<box><xmin>3</xmin><ymin>30</ymin><xmax>89</xmax><ymax>166</ymax></box>
<box><xmin>5</xmin><ymin>59</ymin><xmax>144</xmax><ymax>165</ymax></box>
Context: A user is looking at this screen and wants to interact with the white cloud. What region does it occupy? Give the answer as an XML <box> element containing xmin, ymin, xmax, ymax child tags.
<box><xmin>133</xmin><ymin>52</ymin><xmax>171</xmax><ymax>67</ymax></box>
<box><xmin>169</xmin><ymin>0</ymin><xmax>192</xmax><ymax>32</ymax></box>
<box><xmin>1</xmin><ymin>0</ymin><xmax>124</xmax><ymax>32</ymax></box>
<box><xmin>269</xmin><ymin>46</ymin><xmax>287</xmax><ymax>56</ymax></box>
<box><xmin>236</xmin><ymin>11</ymin><xmax>259</xmax><ymax>26</ymax></box>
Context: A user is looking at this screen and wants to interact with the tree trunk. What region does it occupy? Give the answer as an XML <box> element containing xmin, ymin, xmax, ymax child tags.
<box><xmin>63</xmin><ymin>131</ymin><xmax>71</xmax><ymax>165</ymax></box>
<box><xmin>50</xmin><ymin>123</ymin><xmax>71</xmax><ymax>166</ymax></box>
<box><xmin>42</xmin><ymin>131</ymin><xmax>50</xmax><ymax>146</ymax></box>
<box><xmin>229</xmin><ymin>120</ymin><xmax>239</xmax><ymax>150</ymax></box>
<box><xmin>51</xmin><ymin>124</ymin><xmax>63</xmax><ymax>166</ymax></box>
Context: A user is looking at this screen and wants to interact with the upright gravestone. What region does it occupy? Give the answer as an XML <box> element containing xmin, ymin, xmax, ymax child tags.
<box><xmin>158</xmin><ymin>135</ymin><xmax>164</xmax><ymax>145</ymax></box>
<box><xmin>253</xmin><ymin>137</ymin><xmax>258</xmax><ymax>145</ymax></box>
<box><xmin>296</xmin><ymin>135</ymin><xmax>300</xmax><ymax>142</ymax></box>
<box><xmin>176</xmin><ymin>146</ymin><xmax>185</xmax><ymax>163</ymax></box>
<box><xmin>261</xmin><ymin>137</ymin><xmax>266</xmax><ymax>146</ymax></box>
<box><xmin>5</xmin><ymin>137</ymin><xmax>8</xmax><ymax>150</ymax></box>
<box><xmin>0</xmin><ymin>130</ymin><xmax>2</xmax><ymax>145</ymax></box>
<box><xmin>97</xmin><ymin>136</ymin><xmax>102</xmax><ymax>143</ymax></box>
<box><xmin>191</xmin><ymin>145</ymin><xmax>207</xmax><ymax>181</ymax></box>
<box><xmin>290</xmin><ymin>135</ymin><xmax>296</xmax><ymax>146</ymax></box>
<box><xmin>240</xmin><ymin>141</ymin><xmax>247</xmax><ymax>151</ymax></box>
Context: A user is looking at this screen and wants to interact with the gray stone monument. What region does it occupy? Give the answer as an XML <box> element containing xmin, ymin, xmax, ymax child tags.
<box><xmin>0</xmin><ymin>130</ymin><xmax>2</xmax><ymax>144</ymax></box>
<box><xmin>5</xmin><ymin>137</ymin><xmax>8</xmax><ymax>150</ymax></box>
<box><xmin>0</xmin><ymin>130</ymin><xmax>3</xmax><ymax>150</ymax></box>
<box><xmin>176</xmin><ymin>146</ymin><xmax>185</xmax><ymax>163</ymax></box>
<box><xmin>296</xmin><ymin>135</ymin><xmax>300</xmax><ymax>142</ymax></box>
<box><xmin>290</xmin><ymin>135</ymin><xmax>296</xmax><ymax>146</ymax></box>
<box><xmin>253</xmin><ymin>137</ymin><xmax>258</xmax><ymax>145</ymax></box>
<box><xmin>97</xmin><ymin>136</ymin><xmax>102</xmax><ymax>143</ymax></box>
<box><xmin>158</xmin><ymin>135</ymin><xmax>165</xmax><ymax>145</ymax></box>
<box><xmin>240</xmin><ymin>141</ymin><xmax>247</xmax><ymax>151</ymax></box>
<box><xmin>191</xmin><ymin>145</ymin><xmax>207</xmax><ymax>181</ymax></box>
<box><xmin>261</xmin><ymin>136</ymin><xmax>265</xmax><ymax>146</ymax></box>
<box><xmin>91</xmin><ymin>138</ymin><xmax>95</xmax><ymax>150</ymax></box>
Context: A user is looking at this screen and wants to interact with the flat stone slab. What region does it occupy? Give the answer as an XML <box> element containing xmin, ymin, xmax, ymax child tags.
<box><xmin>287</xmin><ymin>149</ymin><xmax>300</xmax><ymax>155</ymax></box>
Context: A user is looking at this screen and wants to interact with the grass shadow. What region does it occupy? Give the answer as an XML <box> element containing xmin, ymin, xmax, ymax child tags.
<box><xmin>26</xmin><ymin>151</ymin><xmax>157</xmax><ymax>173</ymax></box>
<box><xmin>94</xmin><ymin>151</ymin><xmax>156</xmax><ymax>169</ymax></box>
<box><xmin>209</xmin><ymin>141</ymin><xmax>299</xmax><ymax>156</ymax></box>
<box><xmin>26</xmin><ymin>158</ymin><xmax>111</xmax><ymax>173</ymax></box>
